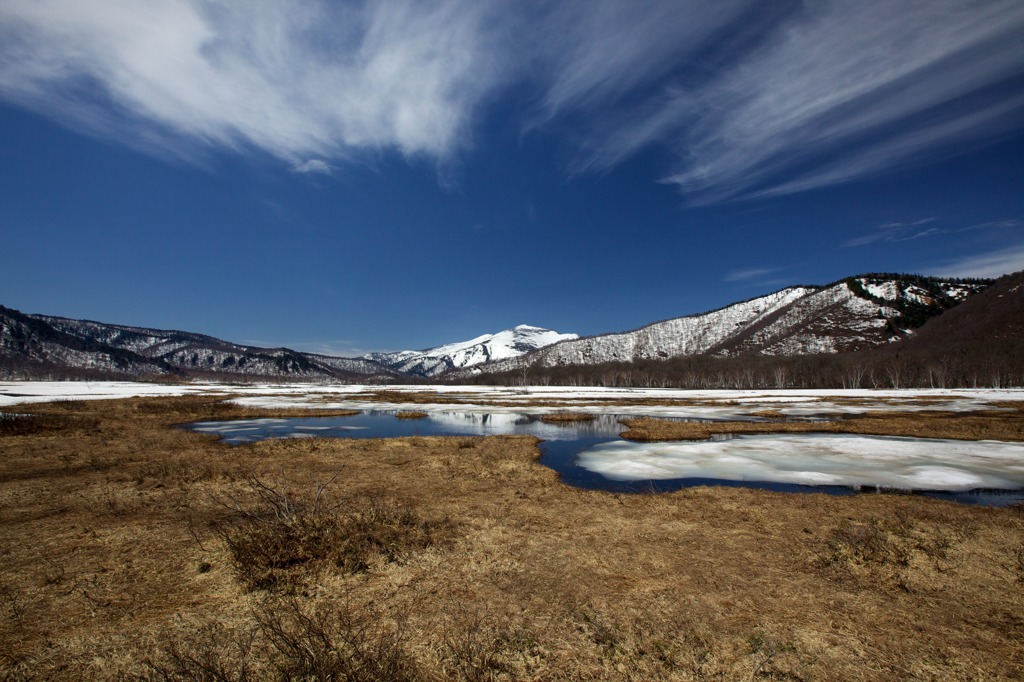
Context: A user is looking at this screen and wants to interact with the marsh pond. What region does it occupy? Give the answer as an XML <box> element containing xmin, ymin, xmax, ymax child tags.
<box><xmin>187</xmin><ymin>409</ymin><xmax>1024</xmax><ymax>507</ymax></box>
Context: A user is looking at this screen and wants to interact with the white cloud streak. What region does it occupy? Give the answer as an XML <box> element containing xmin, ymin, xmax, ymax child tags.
<box><xmin>563</xmin><ymin>0</ymin><xmax>1024</xmax><ymax>201</ymax></box>
<box><xmin>929</xmin><ymin>243</ymin><xmax>1024</xmax><ymax>279</ymax></box>
<box><xmin>958</xmin><ymin>219</ymin><xmax>1021</xmax><ymax>232</ymax></box>
<box><xmin>722</xmin><ymin>267</ymin><xmax>782</xmax><ymax>283</ymax></box>
<box><xmin>665</xmin><ymin>0</ymin><xmax>1024</xmax><ymax>200</ymax></box>
<box><xmin>293</xmin><ymin>159</ymin><xmax>332</xmax><ymax>175</ymax></box>
<box><xmin>1</xmin><ymin>0</ymin><xmax>1022</xmax><ymax>200</ymax></box>
<box><xmin>0</xmin><ymin>0</ymin><xmax>508</xmax><ymax>166</ymax></box>
<box><xmin>526</xmin><ymin>1</ymin><xmax>751</xmax><ymax>128</ymax></box>
<box><xmin>844</xmin><ymin>219</ymin><xmax>946</xmax><ymax>248</ymax></box>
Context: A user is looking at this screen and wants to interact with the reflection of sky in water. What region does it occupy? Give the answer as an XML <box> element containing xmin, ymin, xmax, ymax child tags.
<box><xmin>187</xmin><ymin>412</ymin><xmax>1024</xmax><ymax>506</ymax></box>
<box><xmin>188</xmin><ymin>411</ymin><xmax>627</xmax><ymax>444</ymax></box>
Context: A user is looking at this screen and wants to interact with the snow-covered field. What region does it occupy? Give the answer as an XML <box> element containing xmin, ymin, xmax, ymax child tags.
<box><xmin>576</xmin><ymin>434</ymin><xmax>1024</xmax><ymax>491</ymax></box>
<box><xmin>2</xmin><ymin>381</ymin><xmax>1021</xmax><ymax>415</ymax></box>
<box><xmin>4</xmin><ymin>381</ymin><xmax>1023</xmax><ymax>499</ymax></box>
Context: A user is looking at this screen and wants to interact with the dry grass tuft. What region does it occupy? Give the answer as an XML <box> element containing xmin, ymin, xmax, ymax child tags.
<box><xmin>218</xmin><ymin>475</ymin><xmax>455</xmax><ymax>590</ymax></box>
<box><xmin>252</xmin><ymin>596</ymin><xmax>418</xmax><ymax>681</ymax></box>
<box><xmin>144</xmin><ymin>594</ymin><xmax>419</xmax><ymax>681</ymax></box>
<box><xmin>394</xmin><ymin>411</ymin><xmax>428</xmax><ymax>420</ymax></box>
<box><xmin>0</xmin><ymin>410</ymin><xmax>99</xmax><ymax>437</ymax></box>
<box><xmin>820</xmin><ymin>517</ymin><xmax>912</xmax><ymax>580</ymax></box>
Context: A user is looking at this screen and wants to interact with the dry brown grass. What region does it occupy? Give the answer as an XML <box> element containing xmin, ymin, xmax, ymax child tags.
<box><xmin>539</xmin><ymin>412</ymin><xmax>595</xmax><ymax>423</ymax></box>
<box><xmin>355</xmin><ymin>390</ymin><xmax>457</xmax><ymax>405</ymax></box>
<box><xmin>749</xmin><ymin>408</ymin><xmax>785</xmax><ymax>418</ymax></box>
<box><xmin>621</xmin><ymin>404</ymin><xmax>1024</xmax><ymax>442</ymax></box>
<box><xmin>394</xmin><ymin>411</ymin><xmax>429</xmax><ymax>420</ymax></box>
<box><xmin>215</xmin><ymin>474</ymin><xmax>455</xmax><ymax>592</ymax></box>
<box><xmin>1</xmin><ymin>395</ymin><xmax>1022</xmax><ymax>680</ymax></box>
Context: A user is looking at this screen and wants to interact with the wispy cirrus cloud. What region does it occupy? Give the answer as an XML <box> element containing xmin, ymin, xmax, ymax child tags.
<box><xmin>525</xmin><ymin>0</ymin><xmax>753</xmax><ymax>161</ymax></box>
<box><xmin>843</xmin><ymin>218</ymin><xmax>943</xmax><ymax>247</ymax></box>
<box><xmin>292</xmin><ymin>159</ymin><xmax>332</xmax><ymax>175</ymax></box>
<box><xmin>688</xmin><ymin>1</ymin><xmax>1024</xmax><ymax>200</ymax></box>
<box><xmin>0</xmin><ymin>0</ymin><xmax>510</xmax><ymax>168</ymax></box>
<box><xmin>958</xmin><ymin>219</ymin><xmax>1021</xmax><ymax>232</ymax></box>
<box><xmin>722</xmin><ymin>266</ymin><xmax>792</xmax><ymax>290</ymax></box>
<box><xmin>723</xmin><ymin>267</ymin><xmax>783</xmax><ymax>283</ymax></box>
<box><xmin>928</xmin><ymin>243</ymin><xmax>1024</xmax><ymax>279</ymax></box>
<box><xmin>559</xmin><ymin>1</ymin><xmax>1024</xmax><ymax>201</ymax></box>
<box><xmin>1</xmin><ymin>0</ymin><xmax>1022</xmax><ymax>201</ymax></box>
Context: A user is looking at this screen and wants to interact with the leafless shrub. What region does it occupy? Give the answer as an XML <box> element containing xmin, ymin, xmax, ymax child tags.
<box><xmin>99</xmin><ymin>484</ymin><xmax>141</xmax><ymax>517</ymax></box>
<box><xmin>746</xmin><ymin>631</ymin><xmax>798</xmax><ymax>681</ymax></box>
<box><xmin>0</xmin><ymin>582</ymin><xmax>24</xmax><ymax>624</ymax></box>
<box><xmin>39</xmin><ymin>554</ymin><xmax>67</xmax><ymax>587</ymax></box>
<box><xmin>145</xmin><ymin>597</ymin><xmax>419</xmax><ymax>682</ymax></box>
<box><xmin>218</xmin><ymin>475</ymin><xmax>454</xmax><ymax>590</ymax></box>
<box><xmin>574</xmin><ymin>605</ymin><xmax>620</xmax><ymax>656</ymax></box>
<box><xmin>439</xmin><ymin>609</ymin><xmax>543</xmax><ymax>682</ymax></box>
<box><xmin>145</xmin><ymin>621</ymin><xmax>258</xmax><ymax>682</ymax></box>
<box><xmin>911</xmin><ymin>524</ymin><xmax>966</xmax><ymax>573</ymax></box>
<box><xmin>256</xmin><ymin>597</ymin><xmax>419</xmax><ymax>681</ymax></box>
<box><xmin>824</xmin><ymin>518</ymin><xmax>910</xmax><ymax>568</ymax></box>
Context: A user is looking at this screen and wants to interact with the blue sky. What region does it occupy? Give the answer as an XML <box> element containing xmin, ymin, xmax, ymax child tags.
<box><xmin>2</xmin><ymin>0</ymin><xmax>1023</xmax><ymax>355</ymax></box>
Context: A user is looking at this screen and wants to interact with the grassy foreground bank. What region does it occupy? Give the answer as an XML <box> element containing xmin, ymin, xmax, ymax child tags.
<box><xmin>1</xmin><ymin>395</ymin><xmax>1022</xmax><ymax>680</ymax></box>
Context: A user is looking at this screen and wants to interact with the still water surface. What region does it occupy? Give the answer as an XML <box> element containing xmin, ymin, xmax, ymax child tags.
<box><xmin>186</xmin><ymin>410</ymin><xmax>1024</xmax><ymax>506</ymax></box>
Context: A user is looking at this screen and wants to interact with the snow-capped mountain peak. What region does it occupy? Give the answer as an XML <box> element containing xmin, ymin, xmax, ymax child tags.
<box><xmin>364</xmin><ymin>325</ymin><xmax>578</xmax><ymax>377</ymax></box>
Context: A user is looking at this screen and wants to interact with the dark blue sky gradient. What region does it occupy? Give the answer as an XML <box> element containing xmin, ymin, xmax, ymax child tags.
<box><xmin>1</xmin><ymin>1</ymin><xmax>1023</xmax><ymax>354</ymax></box>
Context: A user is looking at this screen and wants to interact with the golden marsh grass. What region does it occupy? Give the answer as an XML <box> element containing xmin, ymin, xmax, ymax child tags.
<box><xmin>0</xmin><ymin>394</ymin><xmax>1022</xmax><ymax>679</ymax></box>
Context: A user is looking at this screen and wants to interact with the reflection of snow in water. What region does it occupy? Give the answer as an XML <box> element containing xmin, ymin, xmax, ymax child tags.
<box><xmin>575</xmin><ymin>434</ymin><xmax>1024</xmax><ymax>491</ymax></box>
<box><xmin>420</xmin><ymin>411</ymin><xmax>625</xmax><ymax>441</ymax></box>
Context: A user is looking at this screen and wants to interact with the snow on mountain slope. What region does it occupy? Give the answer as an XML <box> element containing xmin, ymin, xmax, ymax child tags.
<box><xmin>524</xmin><ymin>287</ymin><xmax>814</xmax><ymax>368</ymax></box>
<box><xmin>853</xmin><ymin>277</ymin><xmax>982</xmax><ymax>308</ymax></box>
<box><xmin>0</xmin><ymin>307</ymin><xmax>399</xmax><ymax>381</ymax></box>
<box><xmin>33</xmin><ymin>315</ymin><xmax>208</xmax><ymax>357</ymax></box>
<box><xmin>1</xmin><ymin>273</ymin><xmax>991</xmax><ymax>381</ymax></box>
<box><xmin>365</xmin><ymin>325</ymin><xmax>578</xmax><ymax>377</ymax></box>
<box><xmin>471</xmin><ymin>275</ymin><xmax>990</xmax><ymax>374</ymax></box>
<box><xmin>715</xmin><ymin>282</ymin><xmax>900</xmax><ymax>356</ymax></box>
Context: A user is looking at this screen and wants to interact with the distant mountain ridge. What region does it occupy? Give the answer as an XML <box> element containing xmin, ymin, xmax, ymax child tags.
<box><xmin>0</xmin><ymin>307</ymin><xmax>398</xmax><ymax>382</ymax></box>
<box><xmin>0</xmin><ymin>309</ymin><xmax>575</xmax><ymax>382</ymax></box>
<box><xmin>0</xmin><ymin>273</ymin><xmax>997</xmax><ymax>382</ymax></box>
<box><xmin>465</xmin><ymin>274</ymin><xmax>989</xmax><ymax>375</ymax></box>
<box><xmin>364</xmin><ymin>325</ymin><xmax>579</xmax><ymax>377</ymax></box>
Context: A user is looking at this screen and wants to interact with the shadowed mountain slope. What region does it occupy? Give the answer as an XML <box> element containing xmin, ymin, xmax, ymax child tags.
<box><xmin>0</xmin><ymin>307</ymin><xmax>400</xmax><ymax>382</ymax></box>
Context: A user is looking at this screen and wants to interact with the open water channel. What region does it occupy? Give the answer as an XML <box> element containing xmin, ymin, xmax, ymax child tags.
<box><xmin>187</xmin><ymin>410</ymin><xmax>1024</xmax><ymax>507</ymax></box>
